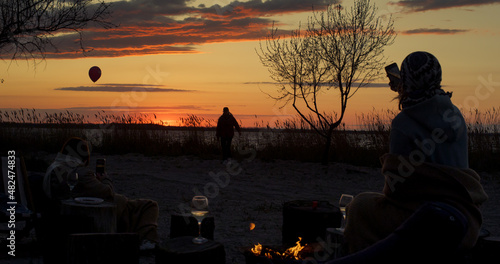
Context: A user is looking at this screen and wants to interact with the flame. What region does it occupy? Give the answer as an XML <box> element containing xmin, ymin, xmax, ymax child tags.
<box><xmin>251</xmin><ymin>243</ymin><xmax>263</xmax><ymax>255</ymax></box>
<box><xmin>250</xmin><ymin>237</ymin><xmax>306</xmax><ymax>260</ymax></box>
<box><xmin>284</xmin><ymin>237</ymin><xmax>305</xmax><ymax>259</ymax></box>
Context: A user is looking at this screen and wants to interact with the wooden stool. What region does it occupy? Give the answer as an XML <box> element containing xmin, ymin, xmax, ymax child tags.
<box><xmin>155</xmin><ymin>236</ymin><xmax>225</xmax><ymax>264</ymax></box>
<box><xmin>40</xmin><ymin>214</ymin><xmax>94</xmax><ymax>264</ymax></box>
<box><xmin>283</xmin><ymin>200</ymin><xmax>341</xmax><ymax>246</ymax></box>
<box><xmin>326</xmin><ymin>227</ymin><xmax>346</xmax><ymax>259</ymax></box>
<box><xmin>170</xmin><ymin>213</ymin><xmax>215</xmax><ymax>239</ymax></box>
<box><xmin>67</xmin><ymin>233</ymin><xmax>140</xmax><ymax>264</ymax></box>
<box><xmin>469</xmin><ymin>236</ymin><xmax>500</xmax><ymax>263</ymax></box>
<box><xmin>60</xmin><ymin>199</ymin><xmax>117</xmax><ymax>233</ymax></box>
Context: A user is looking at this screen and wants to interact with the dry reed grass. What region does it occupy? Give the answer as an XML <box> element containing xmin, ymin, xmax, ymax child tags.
<box><xmin>1</xmin><ymin>108</ymin><xmax>499</xmax><ymax>172</ymax></box>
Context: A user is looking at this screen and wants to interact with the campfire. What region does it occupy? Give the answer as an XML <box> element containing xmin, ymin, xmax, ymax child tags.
<box><xmin>250</xmin><ymin>237</ymin><xmax>307</xmax><ymax>261</ymax></box>
<box><xmin>245</xmin><ymin>200</ymin><xmax>341</xmax><ymax>263</ymax></box>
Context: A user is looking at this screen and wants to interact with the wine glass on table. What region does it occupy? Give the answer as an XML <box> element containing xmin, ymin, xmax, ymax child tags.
<box><xmin>67</xmin><ymin>171</ymin><xmax>79</xmax><ymax>198</ymax></box>
<box><xmin>338</xmin><ymin>194</ymin><xmax>354</xmax><ymax>230</ymax></box>
<box><xmin>191</xmin><ymin>196</ymin><xmax>209</xmax><ymax>244</ymax></box>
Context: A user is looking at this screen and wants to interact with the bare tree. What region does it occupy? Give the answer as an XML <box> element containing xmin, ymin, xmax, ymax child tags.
<box><xmin>0</xmin><ymin>0</ymin><xmax>114</xmax><ymax>61</ymax></box>
<box><xmin>258</xmin><ymin>0</ymin><xmax>396</xmax><ymax>163</ymax></box>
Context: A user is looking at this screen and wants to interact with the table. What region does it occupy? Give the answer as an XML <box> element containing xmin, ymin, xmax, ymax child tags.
<box><xmin>61</xmin><ymin>199</ymin><xmax>117</xmax><ymax>233</ymax></box>
<box><xmin>156</xmin><ymin>236</ymin><xmax>225</xmax><ymax>264</ymax></box>
<box><xmin>282</xmin><ymin>200</ymin><xmax>342</xmax><ymax>246</ymax></box>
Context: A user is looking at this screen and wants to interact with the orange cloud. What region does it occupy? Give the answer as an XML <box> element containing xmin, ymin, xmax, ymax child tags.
<box><xmin>391</xmin><ymin>0</ymin><xmax>500</xmax><ymax>12</ymax></box>
<box><xmin>36</xmin><ymin>0</ymin><xmax>336</xmax><ymax>59</ymax></box>
<box><xmin>401</xmin><ymin>28</ymin><xmax>470</xmax><ymax>35</ymax></box>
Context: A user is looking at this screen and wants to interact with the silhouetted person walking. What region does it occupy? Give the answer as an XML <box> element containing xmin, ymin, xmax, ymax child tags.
<box><xmin>216</xmin><ymin>107</ymin><xmax>241</xmax><ymax>160</ymax></box>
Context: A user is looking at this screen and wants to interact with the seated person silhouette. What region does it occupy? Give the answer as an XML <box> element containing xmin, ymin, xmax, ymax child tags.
<box><xmin>43</xmin><ymin>137</ymin><xmax>160</xmax><ymax>248</ymax></box>
<box><xmin>342</xmin><ymin>52</ymin><xmax>488</xmax><ymax>259</ymax></box>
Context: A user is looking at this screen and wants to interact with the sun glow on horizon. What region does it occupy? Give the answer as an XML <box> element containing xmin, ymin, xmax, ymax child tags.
<box><xmin>0</xmin><ymin>0</ymin><xmax>499</xmax><ymax>132</ymax></box>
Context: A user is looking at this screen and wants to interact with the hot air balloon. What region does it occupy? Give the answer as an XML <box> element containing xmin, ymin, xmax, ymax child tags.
<box><xmin>89</xmin><ymin>66</ymin><xmax>101</xmax><ymax>83</ymax></box>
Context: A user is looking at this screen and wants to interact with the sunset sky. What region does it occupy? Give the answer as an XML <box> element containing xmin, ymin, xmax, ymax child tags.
<box><xmin>1</xmin><ymin>0</ymin><xmax>499</xmax><ymax>128</ymax></box>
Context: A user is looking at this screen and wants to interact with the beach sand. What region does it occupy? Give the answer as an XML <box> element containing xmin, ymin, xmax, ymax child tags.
<box><xmin>2</xmin><ymin>153</ymin><xmax>497</xmax><ymax>263</ymax></box>
<box><xmin>100</xmin><ymin>153</ymin><xmax>499</xmax><ymax>264</ymax></box>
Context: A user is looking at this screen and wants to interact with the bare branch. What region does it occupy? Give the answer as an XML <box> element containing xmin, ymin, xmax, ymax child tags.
<box><xmin>0</xmin><ymin>0</ymin><xmax>115</xmax><ymax>61</ymax></box>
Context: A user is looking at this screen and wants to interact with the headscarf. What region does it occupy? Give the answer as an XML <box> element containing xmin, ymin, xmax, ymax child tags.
<box><xmin>399</xmin><ymin>51</ymin><xmax>452</xmax><ymax>108</ymax></box>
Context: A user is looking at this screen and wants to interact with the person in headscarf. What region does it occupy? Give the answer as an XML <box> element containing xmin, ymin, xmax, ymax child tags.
<box><xmin>391</xmin><ymin>51</ymin><xmax>468</xmax><ymax>167</ymax></box>
<box><xmin>43</xmin><ymin>137</ymin><xmax>160</xmax><ymax>247</ymax></box>
<box><xmin>343</xmin><ymin>52</ymin><xmax>488</xmax><ymax>254</ymax></box>
<box><xmin>216</xmin><ymin>107</ymin><xmax>241</xmax><ymax>160</ymax></box>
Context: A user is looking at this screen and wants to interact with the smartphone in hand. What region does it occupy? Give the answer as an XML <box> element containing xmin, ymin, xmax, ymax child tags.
<box><xmin>385</xmin><ymin>63</ymin><xmax>401</xmax><ymax>92</ymax></box>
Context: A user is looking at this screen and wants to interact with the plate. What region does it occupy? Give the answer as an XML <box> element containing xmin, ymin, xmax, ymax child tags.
<box><xmin>74</xmin><ymin>197</ymin><xmax>104</xmax><ymax>205</ymax></box>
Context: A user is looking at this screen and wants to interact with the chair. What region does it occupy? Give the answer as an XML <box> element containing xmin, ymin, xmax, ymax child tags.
<box><xmin>326</xmin><ymin>202</ymin><xmax>468</xmax><ymax>264</ymax></box>
<box><xmin>1</xmin><ymin>156</ymin><xmax>37</xmax><ymax>239</ymax></box>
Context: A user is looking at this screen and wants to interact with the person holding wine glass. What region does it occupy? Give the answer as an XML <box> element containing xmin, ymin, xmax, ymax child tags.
<box><xmin>43</xmin><ymin>137</ymin><xmax>161</xmax><ymax>249</ymax></box>
<box><xmin>191</xmin><ymin>196</ymin><xmax>209</xmax><ymax>244</ymax></box>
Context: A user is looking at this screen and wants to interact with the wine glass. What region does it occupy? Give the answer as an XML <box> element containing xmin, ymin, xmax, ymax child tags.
<box><xmin>339</xmin><ymin>194</ymin><xmax>354</xmax><ymax>230</ymax></box>
<box><xmin>191</xmin><ymin>196</ymin><xmax>209</xmax><ymax>244</ymax></box>
<box><xmin>67</xmin><ymin>172</ymin><xmax>79</xmax><ymax>197</ymax></box>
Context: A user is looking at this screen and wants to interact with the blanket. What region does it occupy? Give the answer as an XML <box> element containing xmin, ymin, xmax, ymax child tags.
<box><xmin>344</xmin><ymin>153</ymin><xmax>488</xmax><ymax>253</ymax></box>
